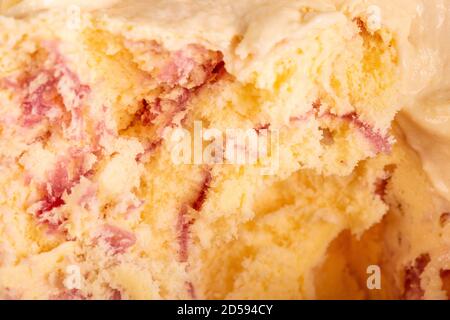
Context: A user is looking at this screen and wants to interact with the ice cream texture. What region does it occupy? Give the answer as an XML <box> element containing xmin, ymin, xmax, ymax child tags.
<box><xmin>0</xmin><ymin>0</ymin><xmax>449</xmax><ymax>300</ymax></box>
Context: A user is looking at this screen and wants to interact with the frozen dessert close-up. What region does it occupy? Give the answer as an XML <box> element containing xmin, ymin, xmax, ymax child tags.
<box><xmin>0</xmin><ymin>0</ymin><xmax>449</xmax><ymax>300</ymax></box>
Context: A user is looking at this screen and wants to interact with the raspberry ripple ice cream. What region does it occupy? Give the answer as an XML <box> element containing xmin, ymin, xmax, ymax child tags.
<box><xmin>0</xmin><ymin>0</ymin><xmax>448</xmax><ymax>300</ymax></box>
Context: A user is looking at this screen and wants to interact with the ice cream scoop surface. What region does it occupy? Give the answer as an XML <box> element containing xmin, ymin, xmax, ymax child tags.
<box><xmin>0</xmin><ymin>0</ymin><xmax>449</xmax><ymax>300</ymax></box>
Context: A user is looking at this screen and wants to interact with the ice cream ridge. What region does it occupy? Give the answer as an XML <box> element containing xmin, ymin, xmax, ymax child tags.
<box><xmin>0</xmin><ymin>0</ymin><xmax>449</xmax><ymax>300</ymax></box>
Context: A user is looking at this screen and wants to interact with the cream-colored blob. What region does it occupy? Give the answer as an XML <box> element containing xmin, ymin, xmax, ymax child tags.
<box><xmin>396</xmin><ymin>1</ymin><xmax>450</xmax><ymax>204</ymax></box>
<box><xmin>399</xmin><ymin>99</ymin><xmax>450</xmax><ymax>205</ymax></box>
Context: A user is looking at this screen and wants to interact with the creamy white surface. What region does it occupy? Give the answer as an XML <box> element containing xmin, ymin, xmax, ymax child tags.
<box><xmin>396</xmin><ymin>1</ymin><xmax>450</xmax><ymax>203</ymax></box>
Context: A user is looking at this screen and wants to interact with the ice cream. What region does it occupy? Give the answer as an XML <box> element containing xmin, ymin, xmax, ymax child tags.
<box><xmin>0</xmin><ymin>0</ymin><xmax>448</xmax><ymax>300</ymax></box>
